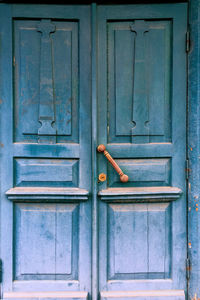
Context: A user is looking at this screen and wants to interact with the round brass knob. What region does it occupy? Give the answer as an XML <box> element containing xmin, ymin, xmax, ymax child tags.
<box><xmin>98</xmin><ymin>173</ymin><xmax>107</xmax><ymax>182</ymax></box>
<box><xmin>97</xmin><ymin>144</ymin><xmax>106</xmax><ymax>152</ymax></box>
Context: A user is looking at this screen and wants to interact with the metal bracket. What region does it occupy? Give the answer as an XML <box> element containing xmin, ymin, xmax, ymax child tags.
<box><xmin>0</xmin><ymin>259</ymin><xmax>3</xmax><ymax>283</ymax></box>
<box><xmin>186</xmin><ymin>159</ymin><xmax>190</xmax><ymax>180</ymax></box>
<box><xmin>186</xmin><ymin>257</ymin><xmax>191</xmax><ymax>281</ymax></box>
<box><xmin>186</xmin><ymin>30</ymin><xmax>190</xmax><ymax>53</ymax></box>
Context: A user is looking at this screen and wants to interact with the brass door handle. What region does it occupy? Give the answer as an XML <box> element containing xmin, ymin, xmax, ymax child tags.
<box><xmin>97</xmin><ymin>144</ymin><xmax>129</xmax><ymax>182</ymax></box>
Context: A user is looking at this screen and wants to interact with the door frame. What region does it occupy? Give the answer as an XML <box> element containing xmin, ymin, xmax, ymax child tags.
<box><xmin>188</xmin><ymin>0</ymin><xmax>200</xmax><ymax>299</ymax></box>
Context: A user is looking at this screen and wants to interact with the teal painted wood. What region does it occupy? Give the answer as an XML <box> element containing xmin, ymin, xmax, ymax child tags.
<box><xmin>0</xmin><ymin>4</ymin><xmax>91</xmax><ymax>299</ymax></box>
<box><xmin>188</xmin><ymin>0</ymin><xmax>200</xmax><ymax>298</ymax></box>
<box><xmin>91</xmin><ymin>4</ymin><xmax>99</xmax><ymax>300</ymax></box>
<box><xmin>0</xmin><ymin>3</ymin><xmax>190</xmax><ymax>300</ymax></box>
<box><xmin>97</xmin><ymin>3</ymin><xmax>187</xmax><ymax>299</ymax></box>
<box><xmin>0</xmin><ymin>4</ymin><xmax>14</xmax><ymax>295</ymax></box>
<box><xmin>14</xmin><ymin>19</ymin><xmax>78</xmax><ymax>143</ymax></box>
<box><xmin>100</xmin><ymin>290</ymin><xmax>185</xmax><ymax>300</ymax></box>
<box><xmin>37</xmin><ymin>19</ymin><xmax>56</xmax><ymax>141</ymax></box>
<box><xmin>98</xmin><ymin>187</ymin><xmax>182</xmax><ymax>202</ymax></box>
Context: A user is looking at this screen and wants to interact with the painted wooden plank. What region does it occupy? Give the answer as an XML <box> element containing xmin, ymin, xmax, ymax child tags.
<box><xmin>4</xmin><ymin>291</ymin><xmax>88</xmax><ymax>299</ymax></box>
<box><xmin>97</xmin><ymin>4</ymin><xmax>187</xmax><ymax>19</ymax></box>
<box><xmin>91</xmin><ymin>4</ymin><xmax>99</xmax><ymax>300</ymax></box>
<box><xmin>108</xmin><ymin>204</ymin><xmax>148</xmax><ymax>278</ymax></box>
<box><xmin>106</xmin><ymin>144</ymin><xmax>173</xmax><ymax>158</ymax></box>
<box><xmin>0</xmin><ymin>3</ymin><xmax>93</xmax><ymax>298</ymax></box>
<box><xmin>13</xmin><ymin>144</ymin><xmax>80</xmax><ymax>158</ymax></box>
<box><xmin>108</xmin><ymin>159</ymin><xmax>170</xmax><ymax>187</ymax></box>
<box><xmin>12</xmin><ymin>4</ymin><xmax>90</xmax><ymax>18</ymax></box>
<box><xmin>100</xmin><ymin>290</ymin><xmax>185</xmax><ymax>299</ymax></box>
<box><xmin>14</xmin><ymin>158</ymin><xmax>79</xmax><ymax>187</ymax></box>
<box><xmin>107</xmin><ymin>20</ymin><xmax>171</xmax><ymax>144</ymax></box>
<box><xmin>98</xmin><ymin>4</ymin><xmax>187</xmax><ymax>295</ymax></box>
<box><xmin>148</xmin><ymin>203</ymin><xmax>171</xmax><ymax>276</ymax></box>
<box><xmin>99</xmin><ymin>187</ymin><xmax>182</xmax><ymax>202</ymax></box>
<box><xmin>14</xmin><ymin>19</ymin><xmax>78</xmax><ymax>143</ymax></box>
<box><xmin>188</xmin><ymin>0</ymin><xmax>200</xmax><ymax>299</ymax></box>
<box><xmin>14</xmin><ymin>203</ymin><xmax>78</xmax><ymax>280</ymax></box>
<box><xmin>108</xmin><ymin>203</ymin><xmax>171</xmax><ymax>280</ymax></box>
<box><xmin>114</xmin><ymin>26</ymin><xmax>134</xmax><ymax>137</ymax></box>
<box><xmin>6</xmin><ymin>187</ymin><xmax>89</xmax><ymax>202</ymax></box>
<box><xmin>37</xmin><ymin>19</ymin><xmax>56</xmax><ymax>142</ymax></box>
<box><xmin>0</xmin><ymin>4</ymin><xmax>15</xmax><ymax>293</ymax></box>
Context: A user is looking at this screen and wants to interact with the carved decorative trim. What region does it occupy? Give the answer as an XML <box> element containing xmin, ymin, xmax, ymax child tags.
<box><xmin>37</xmin><ymin>19</ymin><xmax>56</xmax><ymax>142</ymax></box>
<box><xmin>98</xmin><ymin>186</ymin><xmax>182</xmax><ymax>203</ymax></box>
<box><xmin>130</xmin><ymin>20</ymin><xmax>149</xmax><ymax>142</ymax></box>
<box><xmin>6</xmin><ymin>187</ymin><xmax>89</xmax><ymax>202</ymax></box>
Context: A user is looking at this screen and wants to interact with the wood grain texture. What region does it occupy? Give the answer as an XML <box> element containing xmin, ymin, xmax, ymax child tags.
<box><xmin>188</xmin><ymin>0</ymin><xmax>200</xmax><ymax>298</ymax></box>
<box><xmin>6</xmin><ymin>187</ymin><xmax>89</xmax><ymax>202</ymax></box>
<box><xmin>4</xmin><ymin>291</ymin><xmax>88</xmax><ymax>299</ymax></box>
<box><xmin>0</xmin><ymin>3</ymin><xmax>189</xmax><ymax>300</ymax></box>
<box><xmin>1</xmin><ymin>4</ymin><xmax>91</xmax><ymax>297</ymax></box>
<box><xmin>99</xmin><ymin>186</ymin><xmax>182</xmax><ymax>202</ymax></box>
<box><xmin>98</xmin><ymin>3</ymin><xmax>187</xmax><ymax>297</ymax></box>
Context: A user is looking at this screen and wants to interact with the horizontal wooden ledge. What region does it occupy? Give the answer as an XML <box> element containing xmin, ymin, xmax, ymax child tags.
<box><xmin>6</xmin><ymin>187</ymin><xmax>89</xmax><ymax>202</ymax></box>
<box><xmin>3</xmin><ymin>291</ymin><xmax>88</xmax><ymax>299</ymax></box>
<box><xmin>100</xmin><ymin>289</ymin><xmax>185</xmax><ymax>299</ymax></box>
<box><xmin>98</xmin><ymin>187</ymin><xmax>182</xmax><ymax>202</ymax></box>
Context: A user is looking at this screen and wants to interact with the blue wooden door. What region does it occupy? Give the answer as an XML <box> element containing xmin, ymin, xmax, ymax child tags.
<box><xmin>0</xmin><ymin>3</ymin><xmax>187</xmax><ymax>300</ymax></box>
<box><xmin>97</xmin><ymin>4</ymin><xmax>188</xmax><ymax>300</ymax></box>
<box><xmin>0</xmin><ymin>4</ymin><xmax>91</xmax><ymax>300</ymax></box>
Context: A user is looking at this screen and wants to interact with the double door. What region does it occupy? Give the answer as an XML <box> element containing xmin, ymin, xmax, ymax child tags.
<box><xmin>0</xmin><ymin>3</ymin><xmax>187</xmax><ymax>300</ymax></box>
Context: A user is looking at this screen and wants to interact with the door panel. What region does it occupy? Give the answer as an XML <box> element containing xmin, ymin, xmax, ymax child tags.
<box><xmin>98</xmin><ymin>4</ymin><xmax>187</xmax><ymax>299</ymax></box>
<box><xmin>0</xmin><ymin>4</ymin><xmax>91</xmax><ymax>299</ymax></box>
<box><xmin>0</xmin><ymin>3</ymin><xmax>187</xmax><ymax>300</ymax></box>
<box><xmin>14</xmin><ymin>19</ymin><xmax>79</xmax><ymax>143</ymax></box>
<box><xmin>107</xmin><ymin>20</ymin><xmax>171</xmax><ymax>144</ymax></box>
<box><xmin>107</xmin><ymin>203</ymin><xmax>171</xmax><ymax>279</ymax></box>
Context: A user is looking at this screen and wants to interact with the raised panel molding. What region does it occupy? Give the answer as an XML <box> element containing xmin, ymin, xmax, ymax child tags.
<box><xmin>14</xmin><ymin>19</ymin><xmax>79</xmax><ymax>143</ymax></box>
<box><xmin>14</xmin><ymin>203</ymin><xmax>79</xmax><ymax>280</ymax></box>
<box><xmin>107</xmin><ymin>203</ymin><xmax>171</xmax><ymax>280</ymax></box>
<box><xmin>107</xmin><ymin>20</ymin><xmax>172</xmax><ymax>143</ymax></box>
<box><xmin>14</xmin><ymin>158</ymin><xmax>79</xmax><ymax>187</ymax></box>
<box><xmin>108</xmin><ymin>159</ymin><xmax>170</xmax><ymax>187</ymax></box>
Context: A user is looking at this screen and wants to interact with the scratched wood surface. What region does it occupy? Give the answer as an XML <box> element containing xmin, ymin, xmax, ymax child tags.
<box><xmin>0</xmin><ymin>4</ymin><xmax>92</xmax><ymax>299</ymax></box>
<box><xmin>0</xmin><ymin>3</ymin><xmax>188</xmax><ymax>300</ymax></box>
<box><xmin>97</xmin><ymin>4</ymin><xmax>187</xmax><ymax>300</ymax></box>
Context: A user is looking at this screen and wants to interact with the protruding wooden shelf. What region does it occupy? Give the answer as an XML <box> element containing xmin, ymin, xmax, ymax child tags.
<box><xmin>100</xmin><ymin>290</ymin><xmax>185</xmax><ymax>300</ymax></box>
<box><xmin>98</xmin><ymin>186</ymin><xmax>182</xmax><ymax>203</ymax></box>
<box><xmin>6</xmin><ymin>187</ymin><xmax>89</xmax><ymax>202</ymax></box>
<box><xmin>4</xmin><ymin>291</ymin><xmax>88</xmax><ymax>299</ymax></box>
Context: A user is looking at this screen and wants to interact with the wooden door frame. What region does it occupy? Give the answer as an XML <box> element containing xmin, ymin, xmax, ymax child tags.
<box><xmin>188</xmin><ymin>0</ymin><xmax>200</xmax><ymax>299</ymax></box>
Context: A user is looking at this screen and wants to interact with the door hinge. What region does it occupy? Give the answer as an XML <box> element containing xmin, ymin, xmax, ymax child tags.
<box><xmin>185</xmin><ymin>159</ymin><xmax>190</xmax><ymax>180</ymax></box>
<box><xmin>186</xmin><ymin>30</ymin><xmax>190</xmax><ymax>53</ymax></box>
<box><xmin>0</xmin><ymin>259</ymin><xmax>3</xmax><ymax>283</ymax></box>
<box><xmin>186</xmin><ymin>258</ymin><xmax>191</xmax><ymax>281</ymax></box>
